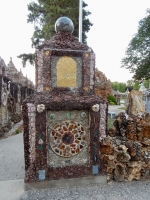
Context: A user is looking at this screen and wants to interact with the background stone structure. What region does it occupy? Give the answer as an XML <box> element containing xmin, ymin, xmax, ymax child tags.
<box><xmin>0</xmin><ymin>57</ymin><xmax>34</xmax><ymax>137</ymax></box>
<box><xmin>94</xmin><ymin>68</ymin><xmax>113</xmax><ymax>101</ymax></box>
<box><xmin>23</xmin><ymin>17</ymin><xmax>108</xmax><ymax>183</ymax></box>
<box><xmin>126</xmin><ymin>90</ymin><xmax>146</xmax><ymax>115</ymax></box>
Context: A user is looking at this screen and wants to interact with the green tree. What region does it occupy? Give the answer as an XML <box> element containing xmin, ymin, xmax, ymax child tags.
<box><xmin>126</xmin><ymin>79</ymin><xmax>139</xmax><ymax>90</ymax></box>
<box><xmin>111</xmin><ymin>82</ymin><xmax>126</xmax><ymax>93</ymax></box>
<box><xmin>126</xmin><ymin>79</ymin><xmax>150</xmax><ymax>90</ymax></box>
<box><xmin>143</xmin><ymin>79</ymin><xmax>150</xmax><ymax>88</ymax></box>
<box><xmin>133</xmin><ymin>81</ymin><xmax>140</xmax><ymax>90</ymax></box>
<box><xmin>126</xmin><ymin>80</ymin><xmax>134</xmax><ymax>87</ymax></box>
<box><xmin>121</xmin><ymin>8</ymin><xmax>150</xmax><ymax>81</ymax></box>
<box><xmin>18</xmin><ymin>0</ymin><xmax>92</xmax><ymax>66</ymax></box>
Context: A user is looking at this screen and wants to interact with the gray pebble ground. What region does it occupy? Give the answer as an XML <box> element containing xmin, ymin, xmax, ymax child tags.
<box><xmin>0</xmin><ymin>133</ymin><xmax>24</xmax><ymax>181</ymax></box>
<box><xmin>1</xmin><ymin>130</ymin><xmax>150</xmax><ymax>200</ymax></box>
<box><xmin>19</xmin><ymin>180</ymin><xmax>150</xmax><ymax>200</ymax></box>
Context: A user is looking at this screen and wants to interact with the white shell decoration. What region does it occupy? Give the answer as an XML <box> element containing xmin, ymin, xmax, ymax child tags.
<box><xmin>37</xmin><ymin>104</ymin><xmax>45</xmax><ymax>113</ymax></box>
<box><xmin>92</xmin><ymin>104</ymin><xmax>100</xmax><ymax>112</ymax></box>
<box><xmin>38</xmin><ymin>138</ymin><xmax>44</xmax><ymax>145</ymax></box>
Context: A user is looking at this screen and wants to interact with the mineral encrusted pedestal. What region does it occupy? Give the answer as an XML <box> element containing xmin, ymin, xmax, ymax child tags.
<box><xmin>23</xmin><ymin>17</ymin><xmax>108</xmax><ymax>183</ymax></box>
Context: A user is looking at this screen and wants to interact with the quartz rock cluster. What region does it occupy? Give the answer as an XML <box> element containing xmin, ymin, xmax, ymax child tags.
<box><xmin>100</xmin><ymin>112</ymin><xmax>150</xmax><ymax>182</ymax></box>
<box><xmin>126</xmin><ymin>90</ymin><xmax>146</xmax><ymax>115</ymax></box>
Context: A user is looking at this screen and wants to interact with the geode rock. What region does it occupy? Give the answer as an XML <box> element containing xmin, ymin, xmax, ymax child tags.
<box><xmin>127</xmin><ymin>161</ymin><xmax>143</xmax><ymax>181</ymax></box>
<box><xmin>114</xmin><ymin>163</ymin><xmax>127</xmax><ymax>182</ymax></box>
<box><xmin>114</xmin><ymin>149</ymin><xmax>131</xmax><ymax>163</ymax></box>
<box><xmin>102</xmin><ymin>111</ymin><xmax>150</xmax><ymax>182</ymax></box>
<box><xmin>100</xmin><ymin>143</ymin><xmax>114</xmax><ymax>155</ymax></box>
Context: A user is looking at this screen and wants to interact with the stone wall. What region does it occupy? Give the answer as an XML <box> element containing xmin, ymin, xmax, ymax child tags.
<box><xmin>100</xmin><ymin>112</ymin><xmax>150</xmax><ymax>182</ymax></box>
<box><xmin>0</xmin><ymin>57</ymin><xmax>34</xmax><ymax>137</ymax></box>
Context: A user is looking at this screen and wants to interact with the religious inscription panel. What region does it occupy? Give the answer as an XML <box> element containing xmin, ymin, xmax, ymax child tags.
<box><xmin>47</xmin><ymin>110</ymin><xmax>89</xmax><ymax>168</ymax></box>
<box><xmin>51</xmin><ymin>56</ymin><xmax>82</xmax><ymax>88</ymax></box>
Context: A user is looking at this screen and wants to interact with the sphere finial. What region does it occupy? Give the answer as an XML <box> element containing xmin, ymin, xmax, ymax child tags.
<box><xmin>55</xmin><ymin>17</ymin><xmax>74</xmax><ymax>33</ymax></box>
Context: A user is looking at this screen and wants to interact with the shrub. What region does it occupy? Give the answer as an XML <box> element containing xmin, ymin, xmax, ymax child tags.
<box><xmin>107</xmin><ymin>95</ymin><xmax>117</xmax><ymax>105</ymax></box>
<box><xmin>15</xmin><ymin>129</ymin><xmax>20</xmax><ymax>134</ymax></box>
<box><xmin>109</xmin><ymin>101</ymin><xmax>115</xmax><ymax>105</ymax></box>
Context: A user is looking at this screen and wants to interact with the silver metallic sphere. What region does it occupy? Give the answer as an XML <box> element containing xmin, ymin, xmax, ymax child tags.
<box><xmin>55</xmin><ymin>17</ymin><xmax>74</xmax><ymax>33</ymax></box>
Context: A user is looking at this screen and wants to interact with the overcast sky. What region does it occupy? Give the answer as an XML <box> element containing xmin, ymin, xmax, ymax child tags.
<box><xmin>0</xmin><ymin>0</ymin><xmax>149</xmax><ymax>84</ymax></box>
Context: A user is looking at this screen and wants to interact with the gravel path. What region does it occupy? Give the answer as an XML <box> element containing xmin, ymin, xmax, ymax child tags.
<box><xmin>0</xmin><ymin>132</ymin><xmax>24</xmax><ymax>181</ymax></box>
<box><xmin>18</xmin><ymin>180</ymin><xmax>150</xmax><ymax>200</ymax></box>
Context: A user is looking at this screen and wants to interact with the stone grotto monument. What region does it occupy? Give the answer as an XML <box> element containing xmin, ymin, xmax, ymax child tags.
<box><xmin>0</xmin><ymin>57</ymin><xmax>34</xmax><ymax>137</ymax></box>
<box><xmin>23</xmin><ymin>17</ymin><xmax>108</xmax><ymax>182</ymax></box>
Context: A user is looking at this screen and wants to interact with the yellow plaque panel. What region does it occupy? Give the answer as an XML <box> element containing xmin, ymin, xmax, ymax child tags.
<box><xmin>57</xmin><ymin>56</ymin><xmax>77</xmax><ymax>87</ymax></box>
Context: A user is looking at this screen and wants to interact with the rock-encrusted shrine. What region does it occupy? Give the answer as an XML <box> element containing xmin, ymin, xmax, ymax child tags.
<box><xmin>23</xmin><ymin>17</ymin><xmax>108</xmax><ymax>182</ymax></box>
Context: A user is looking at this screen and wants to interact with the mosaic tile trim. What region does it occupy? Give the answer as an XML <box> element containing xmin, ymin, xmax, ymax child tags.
<box><xmin>90</xmin><ymin>53</ymin><xmax>95</xmax><ymax>90</ymax></box>
<box><xmin>83</xmin><ymin>53</ymin><xmax>90</xmax><ymax>91</ymax></box>
<box><xmin>50</xmin><ymin>49</ymin><xmax>84</xmax><ymax>57</ymax></box>
<box><xmin>35</xmin><ymin>50</ymin><xmax>44</xmax><ymax>92</ymax></box>
<box><xmin>43</xmin><ymin>50</ymin><xmax>51</xmax><ymax>90</ymax></box>
<box><xmin>37</xmin><ymin>31</ymin><xmax>89</xmax><ymax>51</ymax></box>
<box><xmin>27</xmin><ymin>103</ymin><xmax>36</xmax><ymax>164</ymax></box>
<box><xmin>89</xmin><ymin>111</ymin><xmax>100</xmax><ymax>166</ymax></box>
<box><xmin>50</xmin><ymin>120</ymin><xmax>86</xmax><ymax>157</ymax></box>
<box><xmin>47</xmin><ymin>166</ymin><xmax>91</xmax><ymax>179</ymax></box>
<box><xmin>23</xmin><ymin>108</ymin><xmax>29</xmax><ymax>161</ymax></box>
<box><xmin>35</xmin><ymin>110</ymin><xmax>47</xmax><ymax>173</ymax></box>
<box><xmin>51</xmin><ymin>56</ymin><xmax>82</xmax><ymax>88</ymax></box>
<box><xmin>99</xmin><ymin>103</ymin><xmax>107</xmax><ymax>140</ymax></box>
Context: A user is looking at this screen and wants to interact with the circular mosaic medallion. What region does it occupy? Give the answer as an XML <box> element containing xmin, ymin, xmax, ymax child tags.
<box><xmin>50</xmin><ymin>120</ymin><xmax>86</xmax><ymax>157</ymax></box>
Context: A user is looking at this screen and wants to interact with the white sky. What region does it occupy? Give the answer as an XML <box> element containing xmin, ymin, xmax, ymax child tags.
<box><xmin>0</xmin><ymin>0</ymin><xmax>149</xmax><ymax>84</ymax></box>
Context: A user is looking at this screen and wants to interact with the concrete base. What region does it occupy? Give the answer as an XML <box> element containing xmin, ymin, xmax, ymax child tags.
<box><xmin>25</xmin><ymin>175</ymin><xmax>107</xmax><ymax>190</ymax></box>
<box><xmin>0</xmin><ymin>176</ymin><xmax>107</xmax><ymax>200</ymax></box>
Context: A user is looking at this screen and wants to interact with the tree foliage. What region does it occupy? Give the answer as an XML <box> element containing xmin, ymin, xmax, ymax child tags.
<box><xmin>143</xmin><ymin>79</ymin><xmax>150</xmax><ymax>88</ymax></box>
<box><xmin>126</xmin><ymin>79</ymin><xmax>150</xmax><ymax>90</ymax></box>
<box><xmin>111</xmin><ymin>82</ymin><xmax>126</xmax><ymax>93</ymax></box>
<box><xmin>121</xmin><ymin>9</ymin><xmax>150</xmax><ymax>81</ymax></box>
<box><xmin>18</xmin><ymin>0</ymin><xmax>92</xmax><ymax>66</ymax></box>
<box><xmin>126</xmin><ymin>79</ymin><xmax>140</xmax><ymax>90</ymax></box>
<box><xmin>17</xmin><ymin>53</ymin><xmax>35</xmax><ymax>67</ymax></box>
